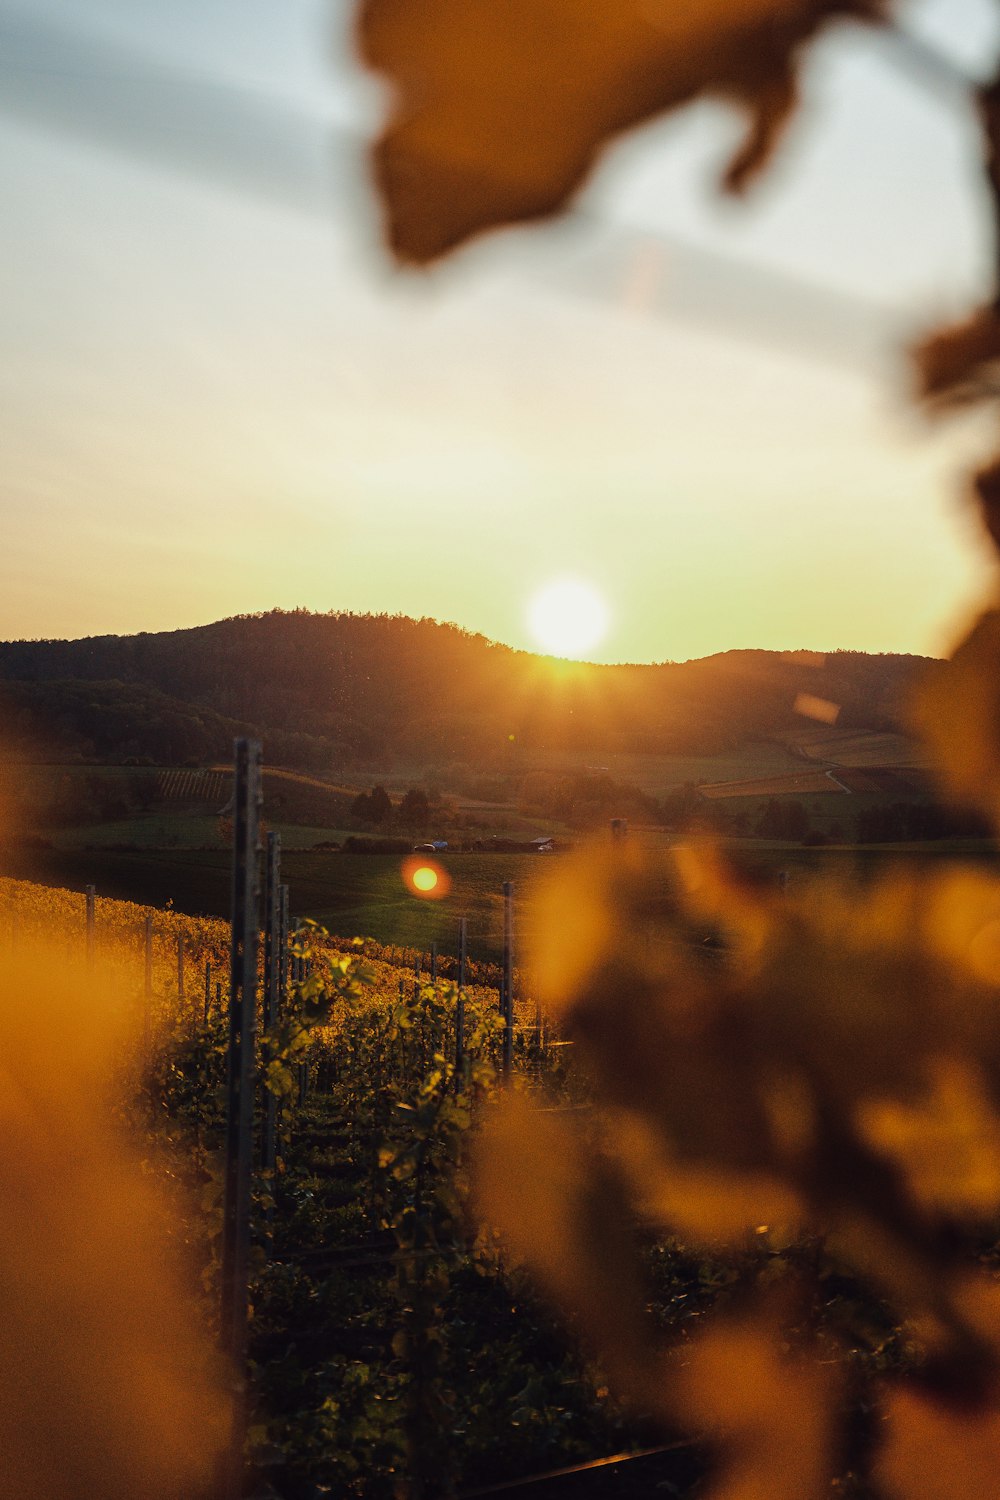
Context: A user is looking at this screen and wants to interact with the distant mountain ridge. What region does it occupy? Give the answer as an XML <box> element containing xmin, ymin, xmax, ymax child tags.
<box><xmin>0</xmin><ymin>610</ymin><xmax>935</xmax><ymax>771</ymax></box>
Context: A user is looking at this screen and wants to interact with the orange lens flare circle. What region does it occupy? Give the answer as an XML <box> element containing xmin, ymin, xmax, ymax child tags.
<box><xmin>402</xmin><ymin>856</ymin><xmax>451</xmax><ymax>900</ymax></box>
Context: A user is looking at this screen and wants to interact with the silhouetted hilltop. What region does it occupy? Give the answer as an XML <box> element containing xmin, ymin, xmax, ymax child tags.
<box><xmin>0</xmin><ymin>610</ymin><xmax>933</xmax><ymax>770</ymax></box>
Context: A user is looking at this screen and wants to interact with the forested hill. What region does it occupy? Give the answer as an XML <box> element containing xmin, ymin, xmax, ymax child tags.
<box><xmin>0</xmin><ymin>611</ymin><xmax>933</xmax><ymax>770</ymax></box>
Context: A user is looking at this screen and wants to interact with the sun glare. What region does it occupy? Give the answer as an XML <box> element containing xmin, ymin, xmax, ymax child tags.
<box><xmin>528</xmin><ymin>578</ymin><xmax>610</xmax><ymax>660</ymax></box>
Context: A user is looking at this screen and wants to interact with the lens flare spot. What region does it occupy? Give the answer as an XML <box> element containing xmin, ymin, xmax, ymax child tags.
<box><xmin>402</xmin><ymin>857</ymin><xmax>451</xmax><ymax>900</ymax></box>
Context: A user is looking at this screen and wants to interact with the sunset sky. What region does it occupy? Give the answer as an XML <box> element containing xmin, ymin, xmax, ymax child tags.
<box><xmin>2</xmin><ymin>0</ymin><xmax>1000</xmax><ymax>663</ymax></box>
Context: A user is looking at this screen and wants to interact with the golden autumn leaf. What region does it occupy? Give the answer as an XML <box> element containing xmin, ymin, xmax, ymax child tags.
<box><xmin>855</xmin><ymin>1059</ymin><xmax>1000</xmax><ymax>1223</ymax></box>
<box><xmin>608</xmin><ymin>1105</ymin><xmax>804</xmax><ymax>1247</ymax></box>
<box><xmin>912</xmin><ymin>610</ymin><xmax>1000</xmax><ymax>830</ymax></box>
<box><xmin>972</xmin><ymin>457</ymin><xmax>1000</xmax><ymax>557</ymax></box>
<box><xmin>675</xmin><ymin>1315</ymin><xmax>838</xmax><ymax>1500</ymax></box>
<box><xmin>357</xmin><ymin>0</ymin><xmax>887</xmax><ymax>264</ymax></box>
<box><xmin>877</xmin><ymin>1382</ymin><xmax>1000</xmax><ymax>1500</ymax></box>
<box><xmin>476</xmin><ymin>1094</ymin><xmax>841</xmax><ymax>1495</ymax></box>
<box><xmin>474</xmin><ymin>1092</ymin><xmax>668</xmax><ymax>1413</ymax></box>
<box><xmin>913</xmin><ymin>306</ymin><xmax>1000</xmax><ymax>406</ymax></box>
<box><xmin>0</xmin><ymin>951</ymin><xmax>228</xmax><ymax>1500</ymax></box>
<box><xmin>523</xmin><ymin>841</ymin><xmax>1000</xmax><ymax>1327</ymax></box>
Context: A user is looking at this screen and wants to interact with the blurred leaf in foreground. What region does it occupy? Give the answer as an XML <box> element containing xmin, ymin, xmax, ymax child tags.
<box><xmin>914</xmin><ymin>307</ymin><xmax>1000</xmax><ymax>407</ymax></box>
<box><xmin>357</xmin><ymin>0</ymin><xmax>888</xmax><ymax>264</ymax></box>
<box><xmin>472</xmin><ymin>840</ymin><xmax>1000</xmax><ymax>1487</ymax></box>
<box><xmin>0</xmin><ymin>951</ymin><xmax>227</xmax><ymax>1500</ymax></box>
<box><xmin>675</xmin><ymin>1313</ymin><xmax>838</xmax><ymax>1500</ymax></box>
<box><xmin>913</xmin><ymin>610</ymin><xmax>1000</xmax><ymax>831</ymax></box>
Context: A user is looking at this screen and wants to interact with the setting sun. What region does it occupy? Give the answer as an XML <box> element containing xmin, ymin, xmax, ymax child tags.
<box><xmin>527</xmin><ymin>578</ymin><xmax>610</xmax><ymax>660</ymax></box>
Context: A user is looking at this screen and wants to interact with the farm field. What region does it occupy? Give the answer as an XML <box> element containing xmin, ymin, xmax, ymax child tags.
<box><xmin>514</xmin><ymin>740</ymin><xmax>807</xmax><ymax>796</ymax></box>
<box><xmin>2</xmin><ymin>730</ymin><xmax>941</xmax><ymax>861</ymax></box>
<box><xmin>786</xmin><ymin>728</ymin><xmax>930</xmax><ymax>767</ymax></box>
<box><xmin>6</xmin><ymin>834</ymin><xmax>1000</xmax><ymax>971</ymax></box>
<box><xmin>45</xmin><ymin>815</ymin><xmax>356</xmax><ymax>852</ymax></box>
<box><xmin>0</xmin><ymin>845</ymin><xmax>552</xmax><ymax>963</ymax></box>
<box><xmin>700</xmin><ymin>768</ymin><xmax>847</xmax><ymax>798</ymax></box>
<box><xmin>157</xmin><ymin>766</ymin><xmax>229</xmax><ymax>802</ymax></box>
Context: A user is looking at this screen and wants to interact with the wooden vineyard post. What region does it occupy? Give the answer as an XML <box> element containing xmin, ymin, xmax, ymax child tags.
<box><xmin>502</xmin><ymin>881</ymin><xmax>514</xmax><ymax>1078</ymax></box>
<box><xmin>85</xmin><ymin>884</ymin><xmax>95</xmax><ymax>969</ymax></box>
<box><xmin>430</xmin><ymin>941</ymin><xmax>438</xmax><ymax>983</ymax></box>
<box><xmin>455</xmin><ymin>916</ymin><xmax>467</xmax><ymax>1082</ymax></box>
<box><xmin>177</xmin><ymin>934</ymin><xmax>185</xmax><ymax>1003</ymax></box>
<box><xmin>219</xmin><ymin>737</ymin><xmax>262</xmax><ymax>1500</ymax></box>
<box><xmin>204</xmin><ymin>960</ymin><xmax>212</xmax><ymax>1023</ymax></box>
<box><xmin>279</xmin><ymin>883</ymin><xmax>289</xmax><ymax>1003</ymax></box>
<box><xmin>262</xmin><ymin>834</ymin><xmax>281</xmax><ymax>1175</ymax></box>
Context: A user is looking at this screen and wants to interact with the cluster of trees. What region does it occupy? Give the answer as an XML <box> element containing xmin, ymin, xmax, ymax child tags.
<box><xmin>350</xmin><ymin>784</ymin><xmax>434</xmax><ymax>829</ymax></box>
<box><xmin>659</xmin><ymin>789</ymin><xmax>990</xmax><ymax>845</ymax></box>
<box><xmin>754</xmin><ymin>798</ymin><xmax>812</xmax><ymax>842</ymax></box>
<box><xmin>855</xmin><ymin>801</ymin><xmax>991</xmax><ymax>843</ymax></box>
<box><xmin>0</xmin><ymin>679</ymin><xmax>251</xmax><ymax>766</ymax></box>
<box><xmin>516</xmin><ymin>769</ymin><xmax>659</xmax><ymax>829</ymax></box>
<box><xmin>2</xmin><ymin>767</ymin><xmax>161</xmax><ymax>834</ymax></box>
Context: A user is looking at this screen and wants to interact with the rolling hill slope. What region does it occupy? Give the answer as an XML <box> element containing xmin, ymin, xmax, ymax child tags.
<box><xmin>0</xmin><ymin>610</ymin><xmax>935</xmax><ymax>774</ymax></box>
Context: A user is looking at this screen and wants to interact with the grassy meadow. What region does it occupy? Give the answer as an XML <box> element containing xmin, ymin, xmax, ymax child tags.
<box><xmin>0</xmin><ymin>842</ymin><xmax>547</xmax><ymax>963</ymax></box>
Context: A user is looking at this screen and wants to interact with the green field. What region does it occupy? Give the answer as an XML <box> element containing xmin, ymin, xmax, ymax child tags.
<box><xmin>45</xmin><ymin>816</ymin><xmax>355</xmax><ymax>852</ymax></box>
<box><xmin>6</xmin><ymin>835</ymin><xmax>998</xmax><ymax>972</ymax></box>
<box><xmin>0</xmin><ymin>845</ymin><xmax>550</xmax><ymax>964</ymax></box>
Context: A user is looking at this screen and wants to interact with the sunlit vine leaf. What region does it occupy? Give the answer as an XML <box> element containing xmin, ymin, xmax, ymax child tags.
<box><xmin>517</xmin><ymin>842</ymin><xmax>1000</xmax><ymax>1348</ymax></box>
<box><xmin>469</xmin><ymin>839</ymin><xmax>1000</xmax><ymax>1493</ymax></box>
<box><xmin>912</xmin><ymin>610</ymin><xmax>1000</xmax><ymax>830</ymax></box>
<box><xmin>970</xmin><ymin>457</ymin><xmax>1000</xmax><ymax>561</ymax></box>
<box><xmin>674</xmin><ymin>1313</ymin><xmax>838</xmax><ymax>1500</ymax></box>
<box><xmin>914</xmin><ymin>306</ymin><xmax>1000</xmax><ymax>407</ymax></box>
<box><xmin>358</xmin><ymin>0</ymin><xmax>888</xmax><ymax>264</ymax></box>
<box><xmin>877</xmin><ymin>1377</ymin><xmax>1000</xmax><ymax>1500</ymax></box>
<box><xmin>475</xmin><ymin>1092</ymin><xmax>668</xmax><ymax>1413</ymax></box>
<box><xmin>477</xmin><ymin>1097</ymin><xmax>840</xmax><ymax>1493</ymax></box>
